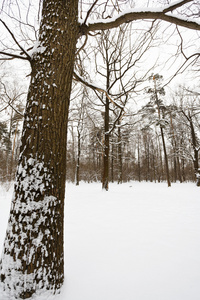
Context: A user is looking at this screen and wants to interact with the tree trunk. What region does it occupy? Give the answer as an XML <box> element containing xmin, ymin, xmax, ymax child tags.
<box><xmin>76</xmin><ymin>130</ymin><xmax>81</xmax><ymax>185</ymax></box>
<box><xmin>137</xmin><ymin>138</ymin><xmax>141</xmax><ymax>182</ymax></box>
<box><xmin>146</xmin><ymin>142</ymin><xmax>150</xmax><ymax>181</ymax></box>
<box><xmin>117</xmin><ymin>124</ymin><xmax>123</xmax><ymax>184</ymax></box>
<box><xmin>153</xmin><ymin>79</ymin><xmax>171</xmax><ymax>187</ymax></box>
<box><xmin>102</xmin><ymin>96</ymin><xmax>109</xmax><ymax>190</ymax></box>
<box><xmin>151</xmin><ymin>143</ymin><xmax>156</xmax><ymax>183</ymax></box>
<box><xmin>160</xmin><ymin>126</ymin><xmax>171</xmax><ymax>187</ymax></box>
<box><xmin>159</xmin><ymin>136</ymin><xmax>163</xmax><ymax>181</ymax></box>
<box><xmin>181</xmin><ymin>158</ymin><xmax>186</xmax><ymax>182</ymax></box>
<box><xmin>176</xmin><ymin>156</ymin><xmax>182</xmax><ymax>183</ymax></box>
<box><xmin>70</xmin><ymin>126</ymin><xmax>76</xmax><ymax>183</ymax></box>
<box><xmin>170</xmin><ymin>113</ymin><xmax>182</xmax><ymax>183</ymax></box>
<box><xmin>189</xmin><ymin>118</ymin><xmax>199</xmax><ymax>185</ymax></box>
<box><xmin>0</xmin><ymin>0</ymin><xmax>79</xmax><ymax>298</ymax></box>
<box><xmin>102</xmin><ymin>58</ymin><xmax>110</xmax><ymax>190</ymax></box>
<box><xmin>111</xmin><ymin>136</ymin><xmax>114</xmax><ymax>183</ymax></box>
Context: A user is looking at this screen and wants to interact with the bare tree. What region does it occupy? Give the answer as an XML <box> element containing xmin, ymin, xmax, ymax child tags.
<box><xmin>147</xmin><ymin>74</ymin><xmax>171</xmax><ymax>186</ymax></box>
<box><xmin>84</xmin><ymin>21</ymin><xmax>158</xmax><ymax>189</ymax></box>
<box><xmin>0</xmin><ymin>79</ymin><xmax>25</xmax><ymax>180</ymax></box>
<box><xmin>173</xmin><ymin>87</ymin><xmax>200</xmax><ymax>185</ymax></box>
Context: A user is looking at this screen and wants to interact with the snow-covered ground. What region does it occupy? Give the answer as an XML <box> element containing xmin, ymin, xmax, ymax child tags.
<box><xmin>0</xmin><ymin>181</ymin><xmax>200</xmax><ymax>300</ymax></box>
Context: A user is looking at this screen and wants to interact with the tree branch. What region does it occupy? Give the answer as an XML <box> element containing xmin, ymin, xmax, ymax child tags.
<box><xmin>163</xmin><ymin>52</ymin><xmax>200</xmax><ymax>87</ymax></box>
<box><xmin>80</xmin><ymin>1</ymin><xmax>200</xmax><ymax>34</ymax></box>
<box><xmin>73</xmin><ymin>71</ymin><xmax>124</xmax><ymax>110</ymax></box>
<box><xmin>163</xmin><ymin>0</ymin><xmax>194</xmax><ymax>13</ymax></box>
<box><xmin>0</xmin><ymin>19</ymin><xmax>31</xmax><ymax>61</ymax></box>
<box><xmin>0</xmin><ymin>51</ymin><xmax>30</xmax><ymax>60</ymax></box>
<box><xmin>83</xmin><ymin>0</ymin><xmax>99</xmax><ymax>26</ymax></box>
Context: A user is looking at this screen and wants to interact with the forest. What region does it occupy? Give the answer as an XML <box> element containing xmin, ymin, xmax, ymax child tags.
<box><xmin>1</xmin><ymin>40</ymin><xmax>200</xmax><ymax>188</ymax></box>
<box><xmin>2</xmin><ymin>74</ymin><xmax>199</xmax><ymax>187</ymax></box>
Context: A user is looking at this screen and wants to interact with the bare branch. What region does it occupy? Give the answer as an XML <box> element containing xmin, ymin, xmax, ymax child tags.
<box><xmin>73</xmin><ymin>71</ymin><xmax>124</xmax><ymax>110</ymax></box>
<box><xmin>0</xmin><ymin>51</ymin><xmax>30</xmax><ymax>60</ymax></box>
<box><xmin>0</xmin><ymin>81</ymin><xmax>25</xmax><ymax>116</ymax></box>
<box><xmin>163</xmin><ymin>0</ymin><xmax>194</xmax><ymax>13</ymax></box>
<box><xmin>0</xmin><ymin>18</ymin><xmax>31</xmax><ymax>61</ymax></box>
<box><xmin>81</xmin><ymin>1</ymin><xmax>200</xmax><ymax>34</ymax></box>
<box><xmin>75</xmin><ymin>34</ymin><xmax>88</xmax><ymax>55</ymax></box>
<box><xmin>163</xmin><ymin>52</ymin><xmax>200</xmax><ymax>86</ymax></box>
<box><xmin>83</xmin><ymin>0</ymin><xmax>99</xmax><ymax>26</ymax></box>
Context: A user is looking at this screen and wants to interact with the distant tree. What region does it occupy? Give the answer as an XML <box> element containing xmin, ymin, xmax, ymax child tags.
<box><xmin>0</xmin><ymin>79</ymin><xmax>24</xmax><ymax>180</ymax></box>
<box><xmin>174</xmin><ymin>87</ymin><xmax>200</xmax><ymax>185</ymax></box>
<box><xmin>91</xmin><ymin>22</ymin><xmax>157</xmax><ymax>189</ymax></box>
<box><xmin>168</xmin><ymin>106</ymin><xmax>183</xmax><ymax>183</ymax></box>
<box><xmin>143</xmin><ymin>74</ymin><xmax>171</xmax><ymax>186</ymax></box>
<box><xmin>8</xmin><ymin>103</ymin><xmax>24</xmax><ymax>179</ymax></box>
<box><xmin>0</xmin><ymin>121</ymin><xmax>11</xmax><ymax>173</ymax></box>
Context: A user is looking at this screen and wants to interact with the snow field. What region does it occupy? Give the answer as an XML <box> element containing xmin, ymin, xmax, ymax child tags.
<box><xmin>0</xmin><ymin>181</ymin><xmax>200</xmax><ymax>300</ymax></box>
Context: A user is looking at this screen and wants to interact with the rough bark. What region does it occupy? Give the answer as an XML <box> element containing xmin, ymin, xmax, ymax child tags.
<box><xmin>0</xmin><ymin>0</ymin><xmax>79</xmax><ymax>298</ymax></box>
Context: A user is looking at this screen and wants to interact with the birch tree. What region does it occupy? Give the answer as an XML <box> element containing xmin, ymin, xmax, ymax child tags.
<box><xmin>0</xmin><ymin>0</ymin><xmax>200</xmax><ymax>298</ymax></box>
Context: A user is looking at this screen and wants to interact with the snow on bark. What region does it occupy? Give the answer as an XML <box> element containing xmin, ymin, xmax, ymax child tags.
<box><xmin>0</xmin><ymin>157</ymin><xmax>63</xmax><ymax>298</ymax></box>
<box><xmin>29</xmin><ymin>41</ymin><xmax>47</xmax><ymax>58</ymax></box>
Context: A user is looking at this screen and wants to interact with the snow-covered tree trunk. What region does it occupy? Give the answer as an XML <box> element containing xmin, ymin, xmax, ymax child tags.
<box><xmin>0</xmin><ymin>0</ymin><xmax>78</xmax><ymax>298</ymax></box>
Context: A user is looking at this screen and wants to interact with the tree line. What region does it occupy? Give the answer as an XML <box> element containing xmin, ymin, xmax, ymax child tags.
<box><xmin>1</xmin><ymin>76</ymin><xmax>199</xmax><ymax>187</ymax></box>
<box><xmin>66</xmin><ymin>75</ymin><xmax>200</xmax><ymax>186</ymax></box>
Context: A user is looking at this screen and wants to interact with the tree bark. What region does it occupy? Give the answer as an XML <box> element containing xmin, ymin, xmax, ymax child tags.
<box><xmin>0</xmin><ymin>0</ymin><xmax>79</xmax><ymax>298</ymax></box>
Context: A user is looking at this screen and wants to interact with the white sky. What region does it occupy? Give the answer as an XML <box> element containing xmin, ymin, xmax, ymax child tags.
<box><xmin>0</xmin><ymin>0</ymin><xmax>199</xmax><ymax>103</ymax></box>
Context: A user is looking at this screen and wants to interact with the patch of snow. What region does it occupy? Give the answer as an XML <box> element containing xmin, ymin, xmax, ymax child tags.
<box><xmin>29</xmin><ymin>41</ymin><xmax>47</xmax><ymax>58</ymax></box>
